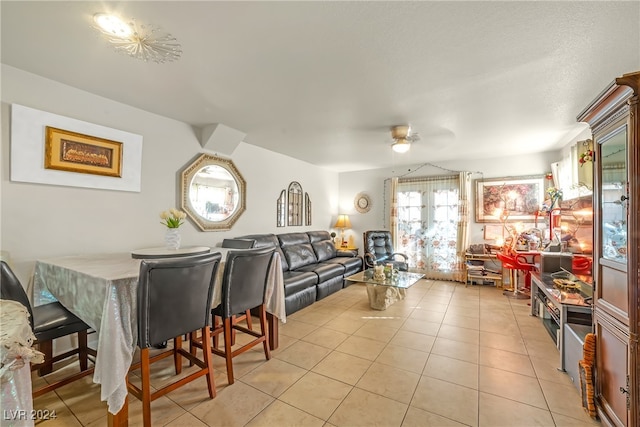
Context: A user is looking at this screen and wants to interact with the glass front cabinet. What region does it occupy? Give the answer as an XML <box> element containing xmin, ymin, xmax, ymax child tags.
<box><xmin>577</xmin><ymin>71</ymin><xmax>639</xmax><ymax>427</ymax></box>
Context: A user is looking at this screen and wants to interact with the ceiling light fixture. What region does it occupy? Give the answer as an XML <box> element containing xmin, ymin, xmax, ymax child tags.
<box><xmin>93</xmin><ymin>13</ymin><xmax>182</xmax><ymax>64</ymax></box>
<box><xmin>390</xmin><ymin>125</ymin><xmax>418</xmax><ymax>153</ymax></box>
<box><xmin>391</xmin><ymin>138</ymin><xmax>411</xmax><ymax>153</ymax></box>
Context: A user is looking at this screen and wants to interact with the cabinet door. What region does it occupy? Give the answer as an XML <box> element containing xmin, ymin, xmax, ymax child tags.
<box><xmin>595</xmin><ymin>313</ymin><xmax>630</xmax><ymax>427</ymax></box>
<box><xmin>595</xmin><ymin>121</ymin><xmax>629</xmax><ymax>324</ymax></box>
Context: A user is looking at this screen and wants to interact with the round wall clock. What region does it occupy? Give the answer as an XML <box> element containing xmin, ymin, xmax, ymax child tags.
<box><xmin>354</xmin><ymin>192</ymin><xmax>372</xmax><ymax>213</ymax></box>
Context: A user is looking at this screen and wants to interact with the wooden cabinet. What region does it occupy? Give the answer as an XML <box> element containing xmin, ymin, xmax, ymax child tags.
<box><xmin>577</xmin><ymin>70</ymin><xmax>639</xmax><ymax>427</ymax></box>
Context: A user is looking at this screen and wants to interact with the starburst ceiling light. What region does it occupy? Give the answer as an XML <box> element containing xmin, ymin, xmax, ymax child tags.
<box><xmin>93</xmin><ymin>13</ymin><xmax>182</xmax><ymax>63</ymax></box>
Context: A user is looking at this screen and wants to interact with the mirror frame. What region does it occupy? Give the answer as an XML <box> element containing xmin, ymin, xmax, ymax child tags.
<box><xmin>180</xmin><ymin>153</ymin><xmax>246</xmax><ymax>231</ymax></box>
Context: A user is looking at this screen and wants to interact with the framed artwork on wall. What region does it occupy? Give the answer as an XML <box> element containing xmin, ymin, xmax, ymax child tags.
<box><xmin>475</xmin><ymin>176</ymin><xmax>544</xmax><ymax>223</ymax></box>
<box><xmin>10</xmin><ymin>104</ymin><xmax>143</xmax><ymax>192</ymax></box>
<box><xmin>45</xmin><ymin>126</ymin><xmax>123</xmax><ymax>177</ymax></box>
<box><xmin>483</xmin><ymin>224</ymin><xmax>505</xmax><ymax>240</ymax></box>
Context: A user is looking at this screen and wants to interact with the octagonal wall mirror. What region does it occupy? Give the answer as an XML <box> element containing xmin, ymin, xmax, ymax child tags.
<box><xmin>180</xmin><ymin>153</ymin><xmax>246</xmax><ymax>231</ymax></box>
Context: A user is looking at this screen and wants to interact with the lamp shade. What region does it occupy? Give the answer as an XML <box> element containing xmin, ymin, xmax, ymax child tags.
<box><xmin>333</xmin><ymin>214</ymin><xmax>351</xmax><ymax>229</ymax></box>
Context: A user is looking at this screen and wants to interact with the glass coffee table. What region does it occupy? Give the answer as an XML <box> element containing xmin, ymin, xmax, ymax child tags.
<box><xmin>345</xmin><ymin>269</ymin><xmax>425</xmax><ymax>310</ymax></box>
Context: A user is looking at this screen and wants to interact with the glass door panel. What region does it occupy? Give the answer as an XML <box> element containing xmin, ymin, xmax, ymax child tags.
<box><xmin>599</xmin><ymin>125</ymin><xmax>628</xmax><ymax>263</ymax></box>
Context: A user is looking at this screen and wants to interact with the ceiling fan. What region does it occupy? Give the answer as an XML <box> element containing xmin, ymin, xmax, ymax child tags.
<box><xmin>390</xmin><ymin>125</ymin><xmax>420</xmax><ymax>153</ymax></box>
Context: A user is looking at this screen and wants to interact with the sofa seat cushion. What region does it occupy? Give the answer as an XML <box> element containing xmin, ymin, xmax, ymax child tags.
<box><xmin>297</xmin><ymin>262</ymin><xmax>344</xmax><ymax>282</ymax></box>
<box><xmin>282</xmin><ymin>270</ymin><xmax>318</xmax><ymax>297</ymax></box>
<box><xmin>325</xmin><ymin>256</ymin><xmax>363</xmax><ymax>273</ymax></box>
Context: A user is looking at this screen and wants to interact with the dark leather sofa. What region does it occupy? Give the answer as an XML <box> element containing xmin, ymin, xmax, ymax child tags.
<box><xmin>233</xmin><ymin>230</ymin><xmax>363</xmax><ymax>315</ymax></box>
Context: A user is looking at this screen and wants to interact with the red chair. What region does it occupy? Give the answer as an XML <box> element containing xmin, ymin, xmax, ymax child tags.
<box><xmin>515</xmin><ymin>253</ymin><xmax>538</xmax><ymax>291</ymax></box>
<box><xmin>572</xmin><ymin>256</ymin><xmax>592</xmax><ymax>275</ymax></box>
<box><xmin>497</xmin><ymin>252</ymin><xmax>537</xmax><ymax>294</ymax></box>
<box><xmin>496</xmin><ymin>252</ymin><xmax>519</xmax><ymax>292</ymax></box>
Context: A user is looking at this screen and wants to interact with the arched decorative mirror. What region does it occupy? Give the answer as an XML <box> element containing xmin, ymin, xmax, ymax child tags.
<box><xmin>288</xmin><ymin>181</ymin><xmax>303</xmax><ymax>226</ymax></box>
<box><xmin>180</xmin><ymin>154</ymin><xmax>246</xmax><ymax>231</ymax></box>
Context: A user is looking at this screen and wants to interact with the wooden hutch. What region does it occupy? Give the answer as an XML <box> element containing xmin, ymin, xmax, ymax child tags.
<box><xmin>577</xmin><ymin>70</ymin><xmax>639</xmax><ymax>427</ymax></box>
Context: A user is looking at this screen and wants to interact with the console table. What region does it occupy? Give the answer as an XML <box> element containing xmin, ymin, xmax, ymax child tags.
<box><xmin>530</xmin><ymin>273</ymin><xmax>592</xmax><ymax>371</ymax></box>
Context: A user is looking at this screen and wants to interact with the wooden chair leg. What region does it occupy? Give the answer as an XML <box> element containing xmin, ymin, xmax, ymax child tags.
<box><xmin>231</xmin><ymin>315</ymin><xmax>237</xmax><ymax>345</ymax></box>
<box><xmin>201</xmin><ymin>326</ymin><xmax>216</xmax><ymax>399</ymax></box>
<box><xmin>223</xmin><ymin>317</ymin><xmax>235</xmax><ymax>384</ymax></box>
<box><xmin>78</xmin><ymin>330</ymin><xmax>88</xmax><ymax>371</ymax></box>
<box><xmin>140</xmin><ymin>347</ymin><xmax>152</xmax><ymax>427</ymax></box>
<box><xmin>189</xmin><ymin>331</ymin><xmax>197</xmax><ymax>367</ymax></box>
<box><xmin>245</xmin><ymin>309</ymin><xmax>253</xmax><ymax>330</ymax></box>
<box><xmin>174</xmin><ymin>335</ymin><xmax>182</xmax><ymax>375</ymax></box>
<box><xmin>212</xmin><ymin>316</ymin><xmax>221</xmax><ymax>349</ymax></box>
<box><xmin>38</xmin><ymin>340</ymin><xmax>53</xmax><ymax>376</ymax></box>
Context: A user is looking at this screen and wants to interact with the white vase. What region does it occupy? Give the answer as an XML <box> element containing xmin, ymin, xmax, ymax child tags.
<box><xmin>164</xmin><ymin>228</ymin><xmax>181</xmax><ymax>250</ymax></box>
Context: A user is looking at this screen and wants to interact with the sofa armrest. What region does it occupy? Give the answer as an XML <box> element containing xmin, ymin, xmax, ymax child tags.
<box><xmin>336</xmin><ymin>249</ymin><xmax>358</xmax><ymax>257</ymax></box>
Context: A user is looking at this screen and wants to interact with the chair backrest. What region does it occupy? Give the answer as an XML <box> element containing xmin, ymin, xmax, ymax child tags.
<box><xmin>0</xmin><ymin>261</ymin><xmax>35</xmax><ymax>329</ymax></box>
<box><xmin>220</xmin><ymin>246</ymin><xmax>276</xmax><ymax>317</ymax></box>
<box><xmin>363</xmin><ymin>230</ymin><xmax>395</xmax><ymax>263</ymax></box>
<box><xmin>137</xmin><ymin>252</ymin><xmax>222</xmax><ymax>348</ymax></box>
<box><xmin>221</xmin><ymin>238</ymin><xmax>256</xmax><ymax>249</ymax></box>
<box><xmin>496</xmin><ymin>252</ymin><xmax>518</xmax><ymax>270</ymax></box>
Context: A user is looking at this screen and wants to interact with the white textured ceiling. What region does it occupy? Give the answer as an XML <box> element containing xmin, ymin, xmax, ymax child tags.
<box><xmin>2</xmin><ymin>1</ymin><xmax>639</xmax><ymax>172</ymax></box>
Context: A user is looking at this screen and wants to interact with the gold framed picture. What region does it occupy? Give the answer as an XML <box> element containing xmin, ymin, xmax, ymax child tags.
<box><xmin>44</xmin><ymin>126</ymin><xmax>123</xmax><ymax>177</ymax></box>
<box><xmin>475</xmin><ymin>175</ymin><xmax>544</xmax><ymax>223</ymax></box>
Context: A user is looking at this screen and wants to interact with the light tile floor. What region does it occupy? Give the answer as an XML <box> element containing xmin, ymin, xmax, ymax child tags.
<box><xmin>32</xmin><ymin>280</ymin><xmax>602</xmax><ymax>426</ymax></box>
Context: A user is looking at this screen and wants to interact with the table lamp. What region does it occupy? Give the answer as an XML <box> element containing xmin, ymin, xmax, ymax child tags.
<box><xmin>333</xmin><ymin>214</ymin><xmax>351</xmax><ymax>247</ymax></box>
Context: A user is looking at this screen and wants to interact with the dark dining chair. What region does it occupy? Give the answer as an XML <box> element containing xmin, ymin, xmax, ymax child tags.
<box><xmin>193</xmin><ymin>247</ymin><xmax>275</xmax><ymax>385</ymax></box>
<box><xmin>0</xmin><ymin>260</ymin><xmax>96</xmax><ymax>397</ymax></box>
<box><xmin>126</xmin><ymin>252</ymin><xmax>221</xmax><ymax>427</ymax></box>
<box><xmin>363</xmin><ymin>230</ymin><xmax>409</xmax><ymax>271</ymax></box>
<box><xmin>221</xmin><ymin>238</ymin><xmax>258</xmax><ymax>332</ymax></box>
<box><xmin>221</xmin><ymin>238</ymin><xmax>256</xmax><ymax>249</ymax></box>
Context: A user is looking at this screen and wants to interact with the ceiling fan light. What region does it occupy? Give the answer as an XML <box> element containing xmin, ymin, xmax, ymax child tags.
<box><xmin>392</xmin><ymin>139</ymin><xmax>411</xmax><ymax>153</ymax></box>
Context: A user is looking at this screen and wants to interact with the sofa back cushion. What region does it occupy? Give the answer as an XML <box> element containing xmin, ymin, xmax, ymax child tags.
<box><xmin>278</xmin><ymin>232</ymin><xmax>318</xmax><ymax>270</ymax></box>
<box><xmin>235</xmin><ymin>234</ymin><xmax>289</xmax><ymax>271</ymax></box>
<box><xmin>307</xmin><ymin>231</ymin><xmax>336</xmax><ymax>262</ymax></box>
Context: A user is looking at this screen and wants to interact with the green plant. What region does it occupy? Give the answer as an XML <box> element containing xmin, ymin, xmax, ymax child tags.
<box><xmin>545</xmin><ymin>187</ymin><xmax>563</xmax><ymax>210</ymax></box>
<box><xmin>160</xmin><ymin>208</ymin><xmax>186</xmax><ymax>228</ymax></box>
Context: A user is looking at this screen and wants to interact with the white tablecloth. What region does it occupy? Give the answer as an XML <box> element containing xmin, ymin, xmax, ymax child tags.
<box><xmin>31</xmin><ymin>249</ymin><xmax>285</xmax><ymax>415</ymax></box>
<box><xmin>0</xmin><ymin>300</ymin><xmax>44</xmax><ymax>427</ymax></box>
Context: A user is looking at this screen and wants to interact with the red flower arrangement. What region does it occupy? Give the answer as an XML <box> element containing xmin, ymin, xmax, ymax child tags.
<box><xmin>579</xmin><ymin>149</ymin><xmax>594</xmax><ymax>166</ymax></box>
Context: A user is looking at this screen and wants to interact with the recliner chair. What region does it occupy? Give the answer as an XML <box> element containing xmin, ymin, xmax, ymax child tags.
<box><xmin>363</xmin><ymin>230</ymin><xmax>409</xmax><ymax>271</ymax></box>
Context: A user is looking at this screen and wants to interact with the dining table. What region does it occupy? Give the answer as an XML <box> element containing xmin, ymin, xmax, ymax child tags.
<box><xmin>30</xmin><ymin>247</ymin><xmax>285</xmax><ymax>427</ymax></box>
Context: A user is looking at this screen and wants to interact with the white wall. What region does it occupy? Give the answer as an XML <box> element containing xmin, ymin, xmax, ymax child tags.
<box><xmin>1</xmin><ymin>65</ymin><xmax>338</xmax><ymax>283</ymax></box>
<box><xmin>1</xmin><ymin>64</ymin><xmax>588</xmax><ymax>285</ymax></box>
<box><xmin>338</xmin><ymin>152</ymin><xmax>563</xmax><ymax>251</ymax></box>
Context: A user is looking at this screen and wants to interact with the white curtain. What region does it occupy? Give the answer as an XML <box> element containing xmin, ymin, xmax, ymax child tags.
<box><xmin>393</xmin><ymin>173</ymin><xmax>470</xmax><ymax>282</ymax></box>
<box><xmin>390</xmin><ymin>177</ymin><xmax>399</xmax><ymax>243</ymax></box>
